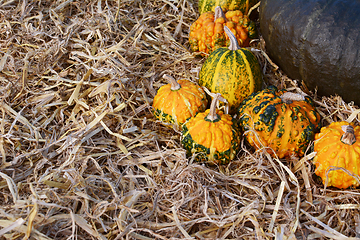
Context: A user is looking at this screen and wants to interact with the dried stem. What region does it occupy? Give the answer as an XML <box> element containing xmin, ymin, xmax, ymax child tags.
<box><xmin>214</xmin><ymin>6</ymin><xmax>226</xmax><ymax>20</ymax></box>
<box><xmin>224</xmin><ymin>26</ymin><xmax>240</xmax><ymax>51</ymax></box>
<box><xmin>341</xmin><ymin>125</ymin><xmax>356</xmax><ymax>145</ymax></box>
<box><xmin>280</xmin><ymin>92</ymin><xmax>305</xmax><ymax>104</ymax></box>
<box><xmin>206</xmin><ymin>93</ymin><xmax>220</xmax><ymax>121</ymax></box>
<box><xmin>163</xmin><ymin>74</ymin><xmax>181</xmax><ymax>91</ymax></box>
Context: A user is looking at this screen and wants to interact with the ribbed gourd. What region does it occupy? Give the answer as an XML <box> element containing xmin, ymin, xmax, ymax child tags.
<box><xmin>198</xmin><ymin>0</ymin><xmax>259</xmax><ymax>15</ymax></box>
<box><xmin>237</xmin><ymin>86</ymin><xmax>321</xmax><ymax>158</ymax></box>
<box><xmin>313</xmin><ymin>121</ymin><xmax>360</xmax><ymax>189</ymax></box>
<box><xmin>198</xmin><ymin>25</ymin><xmax>262</xmax><ymax>114</ymax></box>
<box><xmin>152</xmin><ymin>74</ymin><xmax>208</xmax><ymax>130</ymax></box>
<box><xmin>181</xmin><ymin>93</ymin><xmax>241</xmax><ymax>164</ymax></box>
<box><xmin>189</xmin><ymin>6</ymin><xmax>257</xmax><ymax>55</ymax></box>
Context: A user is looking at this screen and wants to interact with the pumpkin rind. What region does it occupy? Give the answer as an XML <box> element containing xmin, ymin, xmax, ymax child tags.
<box><xmin>189</xmin><ymin>7</ymin><xmax>257</xmax><ymax>55</ymax></box>
<box><xmin>181</xmin><ymin>94</ymin><xmax>241</xmax><ymax>164</ymax></box>
<box><xmin>198</xmin><ymin>26</ymin><xmax>262</xmax><ymax>114</ymax></box>
<box><xmin>198</xmin><ymin>0</ymin><xmax>259</xmax><ymax>15</ymax></box>
<box><xmin>259</xmin><ymin>0</ymin><xmax>360</xmax><ymax>105</ymax></box>
<box><xmin>313</xmin><ymin>121</ymin><xmax>360</xmax><ymax>189</ymax></box>
<box><xmin>152</xmin><ymin>75</ymin><xmax>208</xmax><ymax>129</ymax></box>
<box><xmin>237</xmin><ymin>86</ymin><xmax>321</xmax><ymax>158</ymax></box>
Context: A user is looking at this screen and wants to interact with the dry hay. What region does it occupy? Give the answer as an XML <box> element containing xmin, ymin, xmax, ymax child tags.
<box><xmin>1</xmin><ymin>0</ymin><xmax>360</xmax><ymax>239</ymax></box>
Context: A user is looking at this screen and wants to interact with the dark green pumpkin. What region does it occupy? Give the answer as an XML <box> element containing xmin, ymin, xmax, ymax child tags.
<box><xmin>259</xmin><ymin>0</ymin><xmax>360</xmax><ymax>105</ymax></box>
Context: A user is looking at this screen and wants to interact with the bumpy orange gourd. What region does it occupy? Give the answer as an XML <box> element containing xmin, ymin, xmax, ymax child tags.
<box><xmin>238</xmin><ymin>86</ymin><xmax>321</xmax><ymax>158</ymax></box>
<box><xmin>189</xmin><ymin>6</ymin><xmax>257</xmax><ymax>55</ymax></box>
<box><xmin>181</xmin><ymin>93</ymin><xmax>241</xmax><ymax>164</ymax></box>
<box><xmin>152</xmin><ymin>74</ymin><xmax>208</xmax><ymax>130</ymax></box>
<box><xmin>313</xmin><ymin>121</ymin><xmax>360</xmax><ymax>189</ymax></box>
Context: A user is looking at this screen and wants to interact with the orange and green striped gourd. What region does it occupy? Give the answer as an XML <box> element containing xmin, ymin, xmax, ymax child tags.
<box><xmin>237</xmin><ymin>86</ymin><xmax>321</xmax><ymax>158</ymax></box>
<box><xmin>181</xmin><ymin>93</ymin><xmax>241</xmax><ymax>164</ymax></box>
<box><xmin>313</xmin><ymin>121</ymin><xmax>360</xmax><ymax>189</ymax></box>
<box><xmin>198</xmin><ymin>25</ymin><xmax>262</xmax><ymax>114</ymax></box>
<box><xmin>198</xmin><ymin>0</ymin><xmax>259</xmax><ymax>15</ymax></box>
<box><xmin>189</xmin><ymin>6</ymin><xmax>257</xmax><ymax>55</ymax></box>
<box><xmin>152</xmin><ymin>74</ymin><xmax>208</xmax><ymax>130</ymax></box>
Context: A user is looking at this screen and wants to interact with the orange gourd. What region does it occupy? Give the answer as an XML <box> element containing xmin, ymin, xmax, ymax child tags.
<box><xmin>313</xmin><ymin>121</ymin><xmax>360</xmax><ymax>189</ymax></box>
<box><xmin>181</xmin><ymin>93</ymin><xmax>241</xmax><ymax>164</ymax></box>
<box><xmin>152</xmin><ymin>74</ymin><xmax>208</xmax><ymax>130</ymax></box>
<box><xmin>189</xmin><ymin>6</ymin><xmax>257</xmax><ymax>55</ymax></box>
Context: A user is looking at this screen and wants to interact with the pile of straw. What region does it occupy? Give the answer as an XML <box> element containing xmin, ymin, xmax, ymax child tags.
<box><xmin>1</xmin><ymin>0</ymin><xmax>360</xmax><ymax>239</ymax></box>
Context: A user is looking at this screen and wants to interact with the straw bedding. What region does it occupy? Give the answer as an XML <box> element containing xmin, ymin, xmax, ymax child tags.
<box><xmin>1</xmin><ymin>0</ymin><xmax>360</xmax><ymax>239</ymax></box>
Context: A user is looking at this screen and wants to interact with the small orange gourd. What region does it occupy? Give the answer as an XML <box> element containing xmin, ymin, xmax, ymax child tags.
<box><xmin>181</xmin><ymin>93</ymin><xmax>241</xmax><ymax>164</ymax></box>
<box><xmin>313</xmin><ymin>121</ymin><xmax>360</xmax><ymax>189</ymax></box>
<box><xmin>189</xmin><ymin>6</ymin><xmax>257</xmax><ymax>55</ymax></box>
<box><xmin>152</xmin><ymin>74</ymin><xmax>208</xmax><ymax>130</ymax></box>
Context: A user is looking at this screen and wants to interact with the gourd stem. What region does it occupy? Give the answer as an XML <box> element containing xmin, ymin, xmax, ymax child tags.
<box><xmin>224</xmin><ymin>26</ymin><xmax>240</xmax><ymax>51</ymax></box>
<box><xmin>207</xmin><ymin>93</ymin><xmax>220</xmax><ymax>121</ymax></box>
<box><xmin>280</xmin><ymin>92</ymin><xmax>305</xmax><ymax>104</ymax></box>
<box><xmin>214</xmin><ymin>6</ymin><xmax>226</xmax><ymax>21</ymax></box>
<box><xmin>163</xmin><ymin>74</ymin><xmax>181</xmax><ymax>91</ymax></box>
<box><xmin>341</xmin><ymin>125</ymin><xmax>356</xmax><ymax>145</ymax></box>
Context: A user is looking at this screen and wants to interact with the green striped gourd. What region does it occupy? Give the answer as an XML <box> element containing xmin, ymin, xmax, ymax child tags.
<box><xmin>198</xmin><ymin>26</ymin><xmax>262</xmax><ymax>114</ymax></box>
<box><xmin>198</xmin><ymin>0</ymin><xmax>259</xmax><ymax>15</ymax></box>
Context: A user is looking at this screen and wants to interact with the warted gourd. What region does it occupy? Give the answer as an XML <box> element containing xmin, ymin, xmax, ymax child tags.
<box><xmin>313</xmin><ymin>121</ymin><xmax>360</xmax><ymax>189</ymax></box>
<box><xmin>237</xmin><ymin>86</ymin><xmax>321</xmax><ymax>158</ymax></box>
<box><xmin>189</xmin><ymin>6</ymin><xmax>257</xmax><ymax>55</ymax></box>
